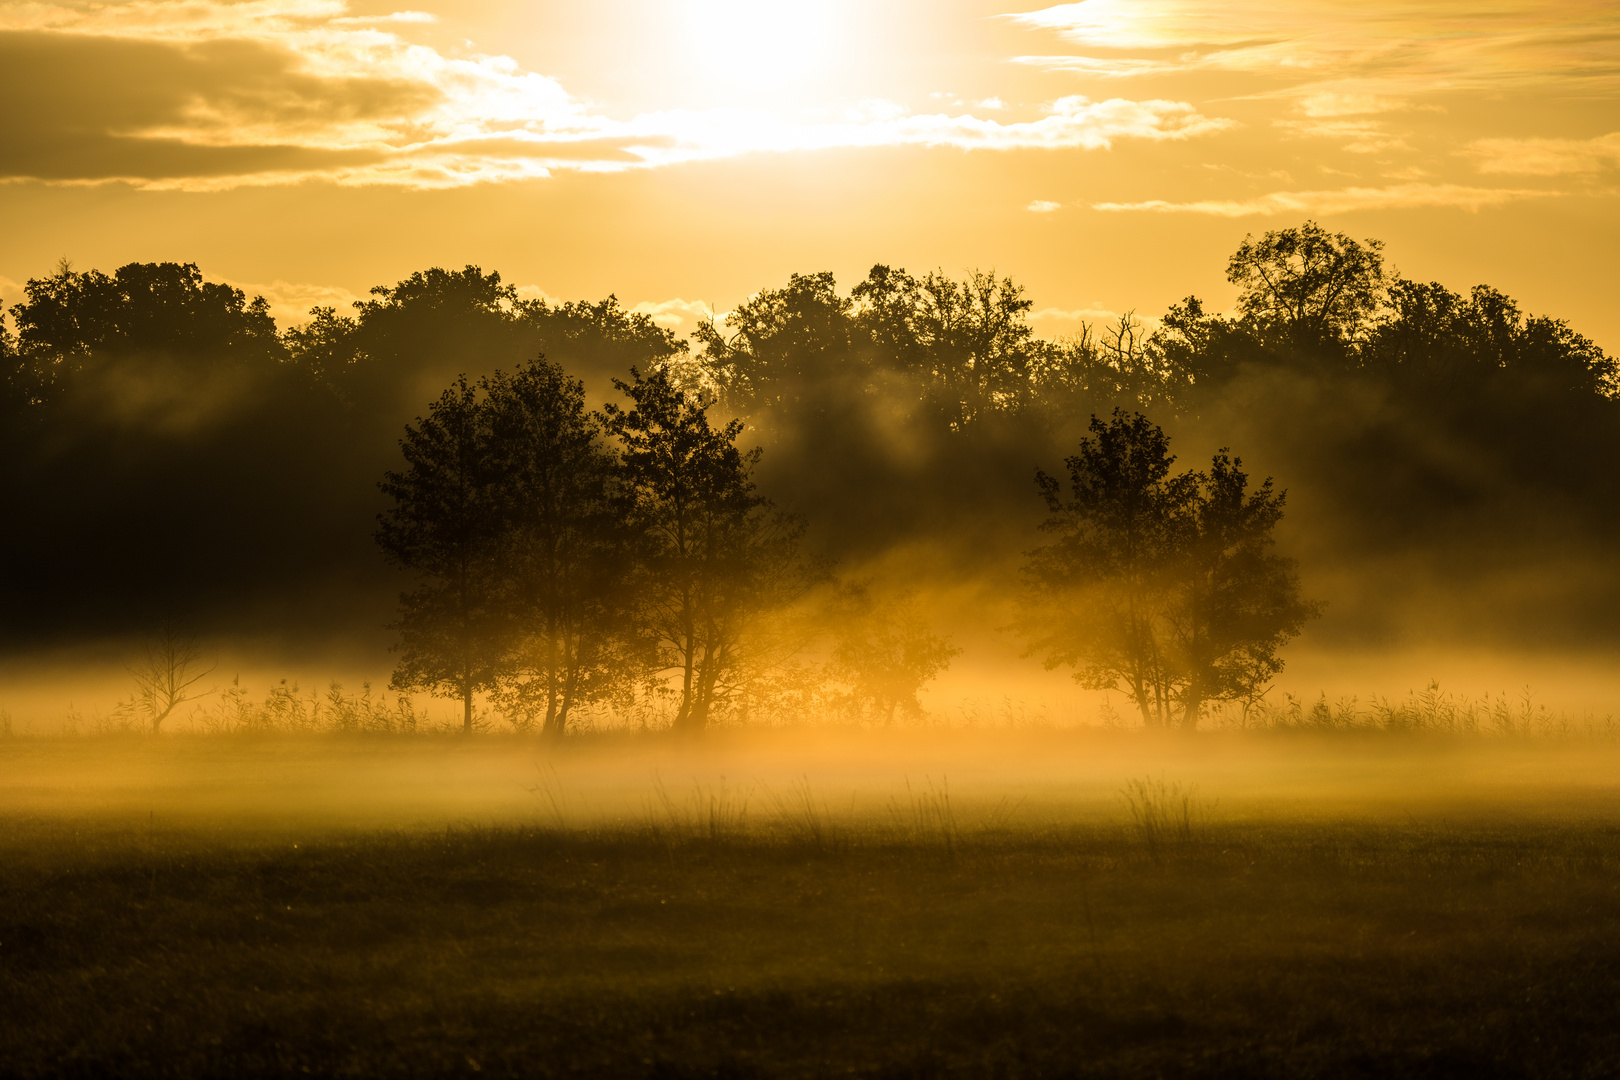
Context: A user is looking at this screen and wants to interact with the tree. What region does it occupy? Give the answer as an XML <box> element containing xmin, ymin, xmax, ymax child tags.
<box><xmin>1226</xmin><ymin>220</ymin><xmax>1386</xmax><ymax>356</ymax></box>
<box><xmin>851</xmin><ymin>266</ymin><xmax>1040</xmax><ymax>428</ymax></box>
<box><xmin>1162</xmin><ymin>453</ymin><xmax>1322</xmax><ymax>728</ymax></box>
<box><xmin>10</xmin><ymin>260</ymin><xmax>284</xmax><ymax>401</ymax></box>
<box><xmin>603</xmin><ymin>367</ymin><xmax>824</xmax><ymax>732</ymax></box>
<box><xmin>484</xmin><ymin>359</ymin><xmax>637</xmax><ymax>738</ymax></box>
<box><xmin>117</xmin><ymin>626</ymin><xmax>216</xmax><ymax>733</ymax></box>
<box><xmin>518</xmin><ymin>295</ymin><xmax>690</xmax><ymax>391</ymax></box>
<box><xmin>376</xmin><ymin>376</ymin><xmax>508</xmax><ymax>732</ymax></box>
<box><xmin>695</xmin><ymin>271</ymin><xmax>861</xmax><ymax>412</ymax></box>
<box><xmin>1365</xmin><ymin>279</ymin><xmax>1618</xmax><ymax>398</ymax></box>
<box><xmin>1017</xmin><ymin>410</ymin><xmax>1181</xmax><ymax>726</ymax></box>
<box><xmin>1016</xmin><ymin>410</ymin><xmax>1318</xmax><ymax>729</ymax></box>
<box><xmin>0</xmin><ymin>304</ymin><xmax>36</xmax><ymax>417</ymax></box>
<box><xmin>826</xmin><ymin>583</ymin><xmax>959</xmax><ymax>724</ymax></box>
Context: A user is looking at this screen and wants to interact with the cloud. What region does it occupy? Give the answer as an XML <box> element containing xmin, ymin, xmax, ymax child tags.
<box><xmin>1273</xmin><ymin>118</ymin><xmax>1412</xmax><ymax>155</ymax></box>
<box><xmin>1029</xmin><ymin>305</ymin><xmax>1163</xmax><ymax>336</ymax></box>
<box><xmin>628</xmin><ymin>298</ymin><xmax>718</xmax><ymax>336</ymax></box>
<box><xmin>0</xmin><ymin>1</ymin><xmax>1233</xmax><ymax>189</ymax></box>
<box><xmin>1007</xmin><ymin>1</ymin><xmax>1620</xmax><ymax>102</ymax></box>
<box><xmin>1093</xmin><ymin>183</ymin><xmax>1553</xmax><ymax>217</ymax></box>
<box><xmin>1467</xmin><ymin>133</ymin><xmax>1620</xmax><ymax>176</ymax></box>
<box><xmin>330</xmin><ymin>10</ymin><xmax>435</xmax><ymax>24</ymax></box>
<box><xmin>1026</xmin><ymin>199</ymin><xmax>1062</xmax><ymax>212</ymax></box>
<box><xmin>228</xmin><ymin>278</ymin><xmax>364</xmax><ymax>328</ymax></box>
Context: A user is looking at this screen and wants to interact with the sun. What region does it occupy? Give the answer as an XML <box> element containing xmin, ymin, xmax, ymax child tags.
<box><xmin>677</xmin><ymin>0</ymin><xmax>847</xmax><ymax>99</ymax></box>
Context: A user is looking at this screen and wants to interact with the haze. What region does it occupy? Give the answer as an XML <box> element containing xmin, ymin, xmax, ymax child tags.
<box><xmin>4</xmin><ymin>5</ymin><xmax>1620</xmax><ymax>1075</ymax></box>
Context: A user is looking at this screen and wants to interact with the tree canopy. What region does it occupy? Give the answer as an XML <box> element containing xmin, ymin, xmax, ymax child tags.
<box><xmin>2</xmin><ymin>224</ymin><xmax>1616</xmax><ymax>670</ymax></box>
<box><xmin>1017</xmin><ymin>410</ymin><xmax>1319</xmax><ymax>728</ymax></box>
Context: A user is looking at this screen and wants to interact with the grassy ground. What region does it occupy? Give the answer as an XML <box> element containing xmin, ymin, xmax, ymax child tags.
<box><xmin>3</xmin><ymin>733</ymin><xmax>1619</xmax><ymax>1077</ymax></box>
<box><xmin>5</xmin><ymin>818</ymin><xmax>1620</xmax><ymax>1076</ymax></box>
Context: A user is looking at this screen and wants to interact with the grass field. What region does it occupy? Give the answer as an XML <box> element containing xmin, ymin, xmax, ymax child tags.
<box><xmin>3</xmin><ymin>731</ymin><xmax>1619</xmax><ymax>1077</ymax></box>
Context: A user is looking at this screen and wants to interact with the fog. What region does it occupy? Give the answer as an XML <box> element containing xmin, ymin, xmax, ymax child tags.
<box><xmin>3</xmin><ymin>227</ymin><xmax>1618</xmax><ymax>741</ymax></box>
<box><xmin>7</xmin><ymin>730</ymin><xmax>1620</xmax><ymax>855</ymax></box>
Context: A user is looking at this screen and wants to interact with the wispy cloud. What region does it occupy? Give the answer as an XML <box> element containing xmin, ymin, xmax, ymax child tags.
<box><xmin>1026</xmin><ymin>199</ymin><xmax>1062</xmax><ymax>212</ymax></box>
<box><xmin>0</xmin><ymin>0</ymin><xmax>1232</xmax><ymax>189</ymax></box>
<box><xmin>1094</xmin><ymin>183</ymin><xmax>1553</xmax><ymax>217</ymax></box>
<box><xmin>1467</xmin><ymin>133</ymin><xmax>1620</xmax><ymax>176</ymax></box>
<box><xmin>226</xmin><ymin>278</ymin><xmax>364</xmax><ymax>327</ymax></box>
<box><xmin>1273</xmin><ymin>118</ymin><xmax>1412</xmax><ymax>155</ymax></box>
<box><xmin>1007</xmin><ymin>2</ymin><xmax>1620</xmax><ymax>208</ymax></box>
<box><xmin>629</xmin><ymin>298</ymin><xmax>719</xmax><ymax>336</ymax></box>
<box><xmin>1008</xmin><ymin>1</ymin><xmax>1620</xmax><ymax>102</ymax></box>
<box><xmin>1029</xmin><ymin>305</ymin><xmax>1163</xmax><ymax>334</ymax></box>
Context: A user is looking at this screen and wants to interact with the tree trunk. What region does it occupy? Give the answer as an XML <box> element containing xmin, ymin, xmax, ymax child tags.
<box><xmin>462</xmin><ymin>687</ymin><xmax>473</xmax><ymax>733</ymax></box>
<box><xmin>1181</xmin><ymin>688</ymin><xmax>1203</xmax><ymax>731</ymax></box>
<box><xmin>1130</xmin><ymin>672</ymin><xmax>1155</xmax><ymax>727</ymax></box>
<box><xmin>675</xmin><ymin>627</ymin><xmax>697</xmax><ymax>733</ymax></box>
<box><xmin>551</xmin><ymin>642</ymin><xmax>580</xmax><ymax>741</ymax></box>
<box><xmin>544</xmin><ymin>614</ymin><xmax>560</xmax><ymax>737</ymax></box>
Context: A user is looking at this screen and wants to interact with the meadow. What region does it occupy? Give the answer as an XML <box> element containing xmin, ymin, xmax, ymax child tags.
<box><xmin>3</xmin><ymin>729</ymin><xmax>1619</xmax><ymax>1078</ymax></box>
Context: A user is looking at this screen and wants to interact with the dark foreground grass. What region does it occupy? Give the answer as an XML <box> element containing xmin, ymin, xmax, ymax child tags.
<box><xmin>3</xmin><ymin>819</ymin><xmax>1619</xmax><ymax>1079</ymax></box>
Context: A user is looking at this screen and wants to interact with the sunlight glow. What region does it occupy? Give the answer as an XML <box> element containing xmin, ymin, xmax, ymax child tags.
<box><xmin>677</xmin><ymin>0</ymin><xmax>848</xmax><ymax>95</ymax></box>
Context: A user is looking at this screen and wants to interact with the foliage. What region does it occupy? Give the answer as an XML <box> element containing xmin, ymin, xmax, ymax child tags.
<box><xmin>376</xmin><ymin>375</ymin><xmax>509</xmax><ymax>730</ymax></box>
<box><xmin>603</xmin><ymin>367</ymin><xmax>828</xmax><ymax>731</ymax></box>
<box><xmin>10</xmin><ymin>260</ymin><xmax>284</xmax><ymax>391</ymax></box>
<box><xmin>694</xmin><ymin>271</ymin><xmax>859</xmax><ymax>412</ymax></box>
<box><xmin>484</xmin><ymin>361</ymin><xmax>640</xmax><ymax>736</ymax></box>
<box><xmin>1225</xmin><ymin>219</ymin><xmax>1388</xmax><ymax>356</ymax></box>
<box><xmin>1018</xmin><ymin>410</ymin><xmax>1319</xmax><ymax>728</ymax></box>
<box><xmin>4</xmin><ymin>223</ymin><xmax>1619</xmax><ymax>668</ymax></box>
<box><xmin>826</xmin><ymin>583</ymin><xmax>960</xmax><ymax>724</ymax></box>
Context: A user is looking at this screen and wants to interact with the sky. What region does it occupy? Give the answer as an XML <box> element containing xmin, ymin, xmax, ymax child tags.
<box><xmin>2</xmin><ymin>0</ymin><xmax>1617</xmax><ymax>348</ymax></box>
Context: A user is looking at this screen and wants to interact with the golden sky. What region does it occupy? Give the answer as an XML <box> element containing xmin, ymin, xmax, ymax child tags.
<box><xmin>1</xmin><ymin>0</ymin><xmax>1616</xmax><ymax>347</ymax></box>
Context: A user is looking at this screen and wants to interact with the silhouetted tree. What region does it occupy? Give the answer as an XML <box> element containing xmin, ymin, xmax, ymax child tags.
<box><xmin>485</xmin><ymin>359</ymin><xmax>639</xmax><ymax>737</ymax></box>
<box><xmin>1365</xmin><ymin>279</ymin><xmax>1616</xmax><ymax>398</ymax></box>
<box><xmin>604</xmin><ymin>367</ymin><xmax>824</xmax><ymax>732</ymax></box>
<box><xmin>1226</xmin><ymin>220</ymin><xmax>1387</xmax><ymax>357</ymax></box>
<box><xmin>116</xmin><ymin>626</ymin><xmax>216</xmax><ymax>733</ymax></box>
<box><xmin>1017</xmin><ymin>410</ymin><xmax>1317</xmax><ymax>729</ymax></box>
<box><xmin>11</xmin><ymin>260</ymin><xmax>284</xmax><ymax>401</ymax></box>
<box><xmin>280</xmin><ymin>305</ymin><xmax>362</xmax><ymax>392</ymax></box>
<box><xmin>1017</xmin><ymin>410</ymin><xmax>1181</xmax><ymax>726</ymax></box>
<box><xmin>0</xmin><ymin>306</ymin><xmax>32</xmax><ymax>417</ymax></box>
<box><xmin>284</xmin><ymin>269</ymin><xmax>689</xmax><ymax>411</ymax></box>
<box><xmin>827</xmin><ymin>583</ymin><xmax>959</xmax><ymax>724</ymax></box>
<box><xmin>377</xmin><ymin>376</ymin><xmax>508</xmax><ymax>732</ymax></box>
<box><xmin>521</xmin><ymin>295</ymin><xmax>690</xmax><ymax>390</ymax></box>
<box><xmin>851</xmin><ymin>266</ymin><xmax>1040</xmax><ymax>427</ymax></box>
<box><xmin>696</xmin><ymin>271</ymin><xmax>861</xmax><ymax>412</ymax></box>
<box><xmin>6</xmin><ymin>230</ymin><xmax>1620</xmax><ymax>668</ymax></box>
<box><xmin>1163</xmin><ymin>452</ymin><xmax>1321</xmax><ymax>728</ymax></box>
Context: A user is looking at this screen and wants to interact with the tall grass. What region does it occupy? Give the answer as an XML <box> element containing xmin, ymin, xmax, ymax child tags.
<box><xmin>8</xmin><ymin>668</ymin><xmax>1618</xmax><ymax>739</ymax></box>
<box><xmin>1209</xmin><ymin>681</ymin><xmax>1618</xmax><ymax>737</ymax></box>
<box><xmin>647</xmin><ymin>774</ymin><xmax>751</xmax><ymax>844</ymax></box>
<box><xmin>1120</xmin><ymin>775</ymin><xmax>1208</xmax><ymax>859</ymax></box>
<box><xmin>763</xmin><ymin>776</ymin><xmax>843</xmax><ymax>852</ymax></box>
<box><xmin>888</xmin><ymin>776</ymin><xmax>960</xmax><ymax>855</ymax></box>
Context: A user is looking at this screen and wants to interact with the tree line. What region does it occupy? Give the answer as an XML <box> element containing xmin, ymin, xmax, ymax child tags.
<box><xmin>2</xmin><ymin>220</ymin><xmax>1617</xmax><ymax>686</ymax></box>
